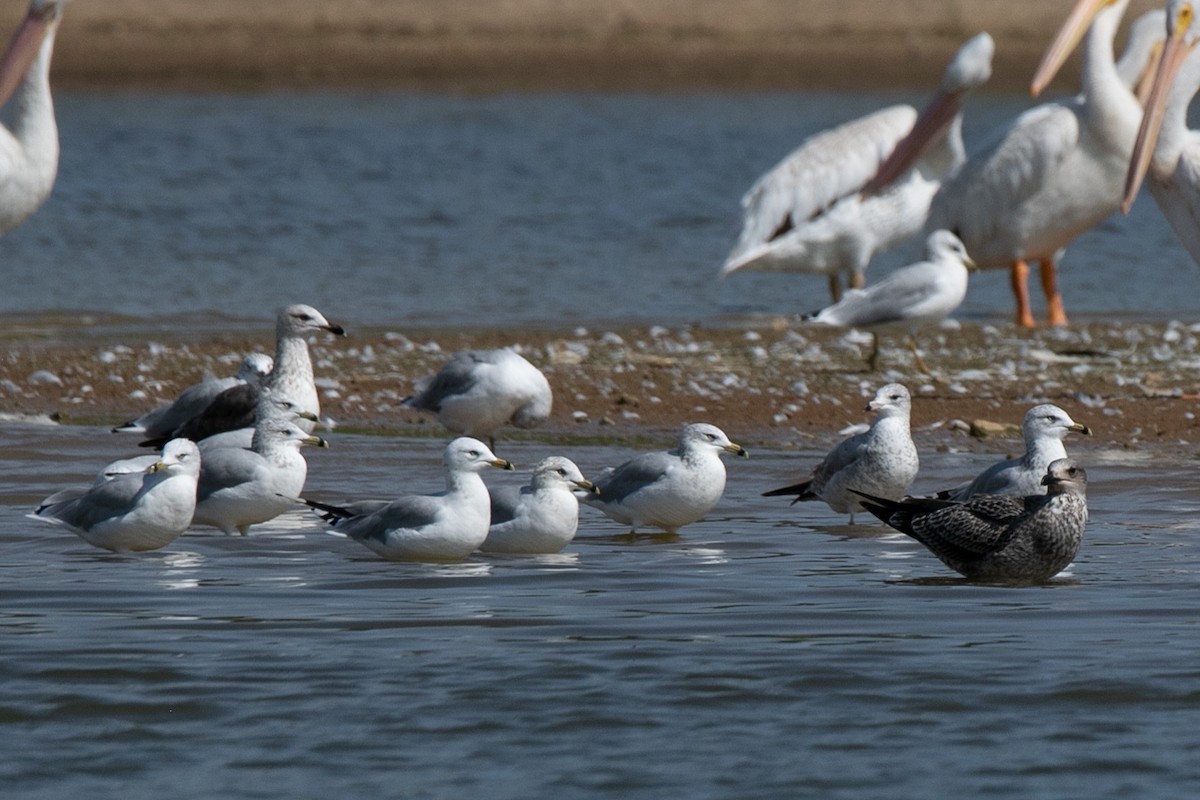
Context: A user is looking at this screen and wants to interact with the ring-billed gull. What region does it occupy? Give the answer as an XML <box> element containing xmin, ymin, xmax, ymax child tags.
<box><xmin>191</xmin><ymin>396</ymin><xmax>328</xmax><ymax>535</ymax></box>
<box><xmin>403</xmin><ymin>348</ymin><xmax>552</xmax><ymax>450</ymax></box>
<box><xmin>854</xmin><ymin>458</ymin><xmax>1089</xmax><ymax>583</ymax></box>
<box><xmin>302</xmin><ymin>437</ymin><xmax>514</xmax><ymax>561</ymax></box>
<box><xmin>481</xmin><ymin>456</ymin><xmax>597</xmax><ymax>554</ymax></box>
<box><xmin>764</xmin><ymin>383</ymin><xmax>918</xmax><ymax>523</ymax></box>
<box><xmin>583</xmin><ymin>423</ymin><xmax>748</xmax><ymax>535</ymax></box>
<box><xmin>112</xmin><ymin>352</ymin><xmax>272</xmax><ymax>438</ymax></box>
<box><xmin>802</xmin><ymin>229</ymin><xmax>975</xmax><ymax>372</ymax></box>
<box><xmin>938</xmin><ymin>404</ymin><xmax>1091</xmax><ymax>500</ymax></box>
<box><xmin>29</xmin><ymin>439</ymin><xmax>201</xmax><ymax>552</ymax></box>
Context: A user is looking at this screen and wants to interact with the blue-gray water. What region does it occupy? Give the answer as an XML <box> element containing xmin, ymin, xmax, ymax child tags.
<box><xmin>5</xmin><ymin>90</ymin><xmax>1200</xmax><ymax>798</ymax></box>
<box><xmin>3</xmin><ymin>90</ymin><xmax>1199</xmax><ymax>328</ymax></box>
<box><xmin>3</xmin><ymin>423</ymin><xmax>1200</xmax><ymax>798</ymax></box>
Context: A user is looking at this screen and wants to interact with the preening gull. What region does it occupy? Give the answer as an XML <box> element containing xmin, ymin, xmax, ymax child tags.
<box><xmin>191</xmin><ymin>397</ymin><xmax>328</xmax><ymax>535</ymax></box>
<box><xmin>112</xmin><ymin>352</ymin><xmax>272</xmax><ymax>439</ymax></box>
<box><xmin>403</xmin><ymin>348</ymin><xmax>552</xmax><ymax>449</ymax></box>
<box><xmin>764</xmin><ymin>383</ymin><xmax>918</xmax><ymax>523</ymax></box>
<box><xmin>29</xmin><ymin>439</ymin><xmax>201</xmax><ymax>552</ymax></box>
<box><xmin>481</xmin><ymin>456</ymin><xmax>597</xmax><ymax>554</ymax></box>
<box><xmin>854</xmin><ymin>458</ymin><xmax>1089</xmax><ymax>583</ymax></box>
<box><xmin>938</xmin><ymin>404</ymin><xmax>1091</xmax><ymax>500</ymax></box>
<box><xmin>583</xmin><ymin>423</ymin><xmax>748</xmax><ymax>535</ymax></box>
<box><xmin>302</xmin><ymin>437</ymin><xmax>514</xmax><ymax>562</ymax></box>
<box><xmin>802</xmin><ymin>229</ymin><xmax>975</xmax><ymax>372</ymax></box>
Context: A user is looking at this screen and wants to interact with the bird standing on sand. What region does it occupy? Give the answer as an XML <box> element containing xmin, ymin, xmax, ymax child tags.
<box><xmin>583</xmin><ymin>423</ymin><xmax>748</xmax><ymax>535</ymax></box>
<box><xmin>854</xmin><ymin>458</ymin><xmax>1089</xmax><ymax>583</ymax></box>
<box><xmin>403</xmin><ymin>348</ymin><xmax>552</xmax><ymax>450</ymax></box>
<box><xmin>721</xmin><ymin>32</ymin><xmax>993</xmax><ymax>302</ymax></box>
<box><xmin>938</xmin><ymin>404</ymin><xmax>1091</xmax><ymax>500</ymax></box>
<box><xmin>302</xmin><ymin>437</ymin><xmax>514</xmax><ymax>562</ymax></box>
<box><xmin>801</xmin><ymin>229</ymin><xmax>975</xmax><ymax>372</ymax></box>
<box><xmin>481</xmin><ymin>456</ymin><xmax>597</xmax><ymax>554</ymax></box>
<box><xmin>30</xmin><ymin>439</ymin><xmax>201</xmax><ymax>553</ymax></box>
<box><xmin>764</xmin><ymin>383</ymin><xmax>918</xmax><ymax>523</ymax></box>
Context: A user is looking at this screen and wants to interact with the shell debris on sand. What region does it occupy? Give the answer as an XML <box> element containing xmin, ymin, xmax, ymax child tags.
<box><xmin>4</xmin><ymin>318</ymin><xmax>1200</xmax><ymax>451</ymax></box>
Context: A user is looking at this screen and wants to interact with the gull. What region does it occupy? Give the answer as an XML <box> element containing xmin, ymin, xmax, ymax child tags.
<box><xmin>29</xmin><ymin>439</ymin><xmax>201</xmax><ymax>553</ymax></box>
<box><xmin>111</xmin><ymin>352</ymin><xmax>272</xmax><ymax>439</ymax></box>
<box><xmin>262</xmin><ymin>303</ymin><xmax>346</xmax><ymax>433</ymax></box>
<box><xmin>938</xmin><ymin>404</ymin><xmax>1092</xmax><ymax>500</ymax></box>
<box><xmin>721</xmin><ymin>32</ymin><xmax>993</xmax><ymax>301</ymax></box>
<box><xmin>582</xmin><ymin>423</ymin><xmax>748</xmax><ymax>535</ymax></box>
<box><xmin>764</xmin><ymin>383</ymin><xmax>918</xmax><ymax>523</ymax></box>
<box><xmin>481</xmin><ymin>456</ymin><xmax>597</xmax><ymax>554</ymax></box>
<box><xmin>801</xmin><ymin>229</ymin><xmax>975</xmax><ymax>372</ymax></box>
<box><xmin>403</xmin><ymin>348</ymin><xmax>552</xmax><ymax>450</ymax></box>
<box><xmin>190</xmin><ymin>396</ymin><xmax>328</xmax><ymax>535</ymax></box>
<box><xmin>854</xmin><ymin>458</ymin><xmax>1089</xmax><ymax>583</ymax></box>
<box><xmin>302</xmin><ymin>437</ymin><xmax>514</xmax><ymax>562</ymax></box>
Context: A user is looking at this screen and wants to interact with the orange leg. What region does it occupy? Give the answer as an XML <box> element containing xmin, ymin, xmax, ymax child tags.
<box><xmin>1040</xmin><ymin>256</ymin><xmax>1069</xmax><ymax>327</ymax></box>
<box><xmin>1010</xmin><ymin>259</ymin><xmax>1036</xmax><ymax>328</ymax></box>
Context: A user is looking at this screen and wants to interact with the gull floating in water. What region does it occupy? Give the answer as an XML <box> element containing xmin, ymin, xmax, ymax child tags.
<box><xmin>802</xmin><ymin>229</ymin><xmax>975</xmax><ymax>372</ymax></box>
<box><xmin>764</xmin><ymin>383</ymin><xmax>918</xmax><ymax>524</ymax></box>
<box><xmin>303</xmin><ymin>437</ymin><xmax>514</xmax><ymax>561</ymax></box>
<box><xmin>481</xmin><ymin>456</ymin><xmax>597</xmax><ymax>554</ymax></box>
<box><xmin>583</xmin><ymin>423</ymin><xmax>748</xmax><ymax>535</ymax></box>
<box><xmin>29</xmin><ymin>439</ymin><xmax>201</xmax><ymax>552</ymax></box>
<box><xmin>191</xmin><ymin>395</ymin><xmax>328</xmax><ymax>535</ymax></box>
<box><xmin>112</xmin><ymin>352</ymin><xmax>272</xmax><ymax>440</ymax></box>
<box><xmin>403</xmin><ymin>348</ymin><xmax>552</xmax><ymax>449</ymax></box>
<box><xmin>938</xmin><ymin>404</ymin><xmax>1091</xmax><ymax>500</ymax></box>
<box><xmin>854</xmin><ymin>458</ymin><xmax>1089</xmax><ymax>583</ymax></box>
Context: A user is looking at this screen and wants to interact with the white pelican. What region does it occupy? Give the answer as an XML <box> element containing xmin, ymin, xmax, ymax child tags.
<box><xmin>0</xmin><ymin>0</ymin><xmax>66</xmax><ymax>234</ymax></box>
<box><xmin>868</xmin><ymin>0</ymin><xmax>1145</xmax><ymax>327</ymax></box>
<box><xmin>720</xmin><ymin>32</ymin><xmax>993</xmax><ymax>302</ymax></box>
<box><xmin>1122</xmin><ymin>0</ymin><xmax>1200</xmax><ymax>265</ymax></box>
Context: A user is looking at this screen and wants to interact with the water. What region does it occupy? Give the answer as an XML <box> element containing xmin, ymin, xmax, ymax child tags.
<box><xmin>2</xmin><ymin>90</ymin><xmax>1199</xmax><ymax>329</ymax></box>
<box><xmin>4</xmin><ymin>421</ymin><xmax>1200</xmax><ymax>798</ymax></box>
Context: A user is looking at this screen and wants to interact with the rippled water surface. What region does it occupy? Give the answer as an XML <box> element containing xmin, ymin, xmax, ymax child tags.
<box><xmin>4</xmin><ymin>422</ymin><xmax>1200</xmax><ymax>798</ymax></box>
<box><xmin>3</xmin><ymin>90</ymin><xmax>1200</xmax><ymax>329</ymax></box>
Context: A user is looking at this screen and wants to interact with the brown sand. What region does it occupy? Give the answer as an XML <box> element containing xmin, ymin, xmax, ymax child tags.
<box><xmin>23</xmin><ymin>0</ymin><xmax>1160</xmax><ymax>93</ymax></box>
<box><xmin>4</xmin><ymin>316</ymin><xmax>1200</xmax><ymax>456</ymax></box>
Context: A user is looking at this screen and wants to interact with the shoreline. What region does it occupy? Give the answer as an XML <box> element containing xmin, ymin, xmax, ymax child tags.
<box><xmin>3</xmin><ymin>317</ymin><xmax>1199</xmax><ymax>457</ymax></box>
<box><xmin>28</xmin><ymin>1</ymin><xmax>1160</xmax><ymax>94</ymax></box>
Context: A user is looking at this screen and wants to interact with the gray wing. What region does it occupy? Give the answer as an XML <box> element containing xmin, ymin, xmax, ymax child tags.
<box><xmin>812</xmin><ymin>262</ymin><xmax>941</xmax><ymax>328</ymax></box>
<box><xmin>593</xmin><ymin>452</ymin><xmax>675</xmax><ymax>504</ymax></box>
<box><xmin>404</xmin><ymin>351</ymin><xmax>485</xmax><ymax>411</ymax></box>
<box><xmin>37</xmin><ymin>474</ymin><xmax>146</xmax><ymax>531</ymax></box>
<box><xmin>809</xmin><ymin>432</ymin><xmax>869</xmax><ymax>491</ymax></box>
<box><xmin>139</xmin><ymin>376</ymin><xmax>241</xmax><ymax>439</ymax></box>
<box><xmin>195</xmin><ymin>447</ymin><xmax>262</xmax><ymax>501</ymax></box>
<box><xmin>168</xmin><ymin>382</ymin><xmax>259</xmax><ymax>443</ymax></box>
<box><xmin>339</xmin><ymin>494</ymin><xmax>447</xmax><ymax>543</ymax></box>
<box><xmin>489</xmin><ymin>485</ymin><xmax>528</xmax><ymax>526</ymax></box>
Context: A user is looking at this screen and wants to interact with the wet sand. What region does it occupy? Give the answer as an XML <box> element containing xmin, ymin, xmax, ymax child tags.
<box><xmin>32</xmin><ymin>0</ymin><xmax>1159</xmax><ymax>93</ymax></box>
<box><xmin>3</xmin><ymin>315</ymin><xmax>1198</xmax><ymax>457</ymax></box>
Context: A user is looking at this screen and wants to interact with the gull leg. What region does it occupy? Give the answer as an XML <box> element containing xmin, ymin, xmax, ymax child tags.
<box><xmin>907</xmin><ymin>335</ymin><xmax>932</xmax><ymax>374</ymax></box>
<box><xmin>1040</xmin><ymin>257</ymin><xmax>1069</xmax><ymax>327</ymax></box>
<box><xmin>867</xmin><ymin>333</ymin><xmax>881</xmax><ymax>371</ymax></box>
<box><xmin>1010</xmin><ymin>259</ymin><xmax>1036</xmax><ymax>328</ymax></box>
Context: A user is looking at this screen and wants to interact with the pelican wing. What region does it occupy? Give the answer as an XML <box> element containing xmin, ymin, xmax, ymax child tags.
<box><xmin>729</xmin><ymin>105</ymin><xmax>917</xmax><ymax>261</ymax></box>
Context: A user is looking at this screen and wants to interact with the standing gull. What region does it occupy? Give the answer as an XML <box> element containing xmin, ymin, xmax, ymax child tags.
<box><xmin>0</xmin><ymin>0</ymin><xmax>67</xmax><ymax>235</ymax></box>
<box><xmin>302</xmin><ymin>437</ymin><xmax>514</xmax><ymax>562</ymax></box>
<box><xmin>583</xmin><ymin>423</ymin><xmax>748</xmax><ymax>535</ymax></box>
<box><xmin>29</xmin><ymin>439</ymin><xmax>201</xmax><ymax>553</ymax></box>
<box><xmin>802</xmin><ymin>229</ymin><xmax>976</xmax><ymax>372</ymax></box>
<box><xmin>263</xmin><ymin>303</ymin><xmax>346</xmax><ymax>433</ymax></box>
<box><xmin>721</xmin><ymin>32</ymin><xmax>993</xmax><ymax>301</ymax></box>
<box><xmin>764</xmin><ymin>383</ymin><xmax>918</xmax><ymax>524</ymax></box>
<box><xmin>481</xmin><ymin>456</ymin><xmax>597</xmax><ymax>554</ymax></box>
<box><xmin>191</xmin><ymin>397</ymin><xmax>328</xmax><ymax>536</ymax></box>
<box><xmin>112</xmin><ymin>352</ymin><xmax>272</xmax><ymax>438</ymax></box>
<box><xmin>854</xmin><ymin>458</ymin><xmax>1089</xmax><ymax>583</ymax></box>
<box><xmin>403</xmin><ymin>348</ymin><xmax>552</xmax><ymax>450</ymax></box>
<box><xmin>938</xmin><ymin>404</ymin><xmax>1091</xmax><ymax>500</ymax></box>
